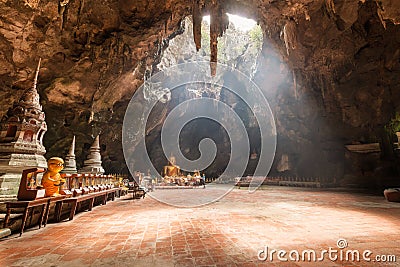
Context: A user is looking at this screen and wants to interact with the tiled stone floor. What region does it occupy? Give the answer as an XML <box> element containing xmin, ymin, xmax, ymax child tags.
<box><xmin>0</xmin><ymin>185</ymin><xmax>399</xmax><ymax>267</ymax></box>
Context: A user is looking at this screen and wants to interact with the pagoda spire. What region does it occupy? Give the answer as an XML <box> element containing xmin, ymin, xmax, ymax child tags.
<box><xmin>33</xmin><ymin>57</ymin><xmax>41</xmax><ymax>91</ymax></box>
<box><xmin>69</xmin><ymin>135</ymin><xmax>76</xmax><ymax>156</ymax></box>
<box><xmin>20</xmin><ymin>58</ymin><xmax>43</xmax><ymax>110</ymax></box>
<box><xmin>62</xmin><ymin>135</ymin><xmax>77</xmax><ymax>173</ymax></box>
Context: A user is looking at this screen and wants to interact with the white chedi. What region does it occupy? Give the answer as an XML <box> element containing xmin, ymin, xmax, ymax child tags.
<box><xmin>79</xmin><ymin>135</ymin><xmax>105</xmax><ymax>174</ymax></box>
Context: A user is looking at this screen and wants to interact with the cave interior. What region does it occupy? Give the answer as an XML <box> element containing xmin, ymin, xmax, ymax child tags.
<box><xmin>1</xmin><ymin>0</ymin><xmax>400</xmax><ymax>193</ymax></box>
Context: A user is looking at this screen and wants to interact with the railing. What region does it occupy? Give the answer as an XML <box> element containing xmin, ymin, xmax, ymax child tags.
<box><xmin>235</xmin><ymin>176</ymin><xmax>338</xmax><ymax>188</ymax></box>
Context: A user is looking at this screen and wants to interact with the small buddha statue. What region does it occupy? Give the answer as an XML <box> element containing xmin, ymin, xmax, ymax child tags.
<box><xmin>27</xmin><ymin>175</ymin><xmax>36</xmax><ymax>189</ymax></box>
<box><xmin>163</xmin><ymin>155</ymin><xmax>180</xmax><ymax>177</ymax></box>
<box><xmin>41</xmin><ymin>157</ymin><xmax>66</xmax><ymax>197</ymax></box>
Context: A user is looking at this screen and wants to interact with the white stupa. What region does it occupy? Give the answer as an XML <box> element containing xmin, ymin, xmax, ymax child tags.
<box><xmin>62</xmin><ymin>135</ymin><xmax>77</xmax><ymax>173</ymax></box>
<box><xmin>79</xmin><ymin>135</ymin><xmax>105</xmax><ymax>174</ymax></box>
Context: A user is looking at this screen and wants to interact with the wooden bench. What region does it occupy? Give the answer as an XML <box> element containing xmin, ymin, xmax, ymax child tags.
<box><xmin>127</xmin><ymin>182</ymin><xmax>146</xmax><ymax>199</ymax></box>
<box><xmin>2</xmin><ymin>168</ymin><xmax>68</xmax><ymax>236</ymax></box>
<box><xmin>3</xmin><ymin>195</ymin><xmax>66</xmax><ymax>236</ymax></box>
<box><xmin>55</xmin><ymin>187</ymin><xmax>122</xmax><ymax>221</ymax></box>
<box><xmin>3</xmin><ymin>169</ymin><xmax>128</xmax><ymax>235</ymax></box>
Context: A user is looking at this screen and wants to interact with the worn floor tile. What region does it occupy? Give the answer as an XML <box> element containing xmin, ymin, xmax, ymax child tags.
<box><xmin>0</xmin><ymin>186</ymin><xmax>399</xmax><ymax>266</ymax></box>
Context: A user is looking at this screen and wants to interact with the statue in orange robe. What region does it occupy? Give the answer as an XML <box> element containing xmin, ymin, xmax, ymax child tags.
<box><xmin>163</xmin><ymin>156</ymin><xmax>180</xmax><ymax>177</ymax></box>
<box><xmin>41</xmin><ymin>157</ymin><xmax>66</xmax><ymax>197</ymax></box>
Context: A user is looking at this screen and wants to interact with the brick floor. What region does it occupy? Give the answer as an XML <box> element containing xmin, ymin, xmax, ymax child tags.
<box><xmin>0</xmin><ymin>185</ymin><xmax>399</xmax><ymax>266</ymax></box>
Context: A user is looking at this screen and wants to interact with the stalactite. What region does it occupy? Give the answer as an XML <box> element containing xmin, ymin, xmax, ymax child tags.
<box><xmin>324</xmin><ymin>0</ymin><xmax>336</xmax><ymax>18</ymax></box>
<box><xmin>319</xmin><ymin>74</ymin><xmax>325</xmax><ymax>100</ymax></box>
<box><xmin>77</xmin><ymin>0</ymin><xmax>85</xmax><ymax>27</ymax></box>
<box><xmin>377</xmin><ymin>6</ymin><xmax>387</xmax><ymax>29</ymax></box>
<box><xmin>210</xmin><ymin>6</ymin><xmax>218</xmax><ymax>76</ymax></box>
<box><xmin>292</xmin><ymin>70</ymin><xmax>297</xmax><ymax>100</ymax></box>
<box><xmin>58</xmin><ymin>0</ymin><xmax>70</xmax><ymax>30</ymax></box>
<box><xmin>209</xmin><ymin>0</ymin><xmax>228</xmax><ymax>76</ymax></box>
<box><xmin>192</xmin><ymin>0</ymin><xmax>202</xmax><ymax>51</ymax></box>
<box><xmin>283</xmin><ymin>20</ymin><xmax>296</xmax><ymax>55</ymax></box>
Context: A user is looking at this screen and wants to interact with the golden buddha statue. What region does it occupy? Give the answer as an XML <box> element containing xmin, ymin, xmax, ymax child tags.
<box><xmin>41</xmin><ymin>157</ymin><xmax>66</xmax><ymax>197</ymax></box>
<box><xmin>163</xmin><ymin>155</ymin><xmax>180</xmax><ymax>177</ymax></box>
<box><xmin>193</xmin><ymin>170</ymin><xmax>201</xmax><ymax>178</ymax></box>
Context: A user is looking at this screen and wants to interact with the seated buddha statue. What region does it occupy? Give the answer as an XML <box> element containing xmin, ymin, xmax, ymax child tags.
<box><xmin>163</xmin><ymin>156</ymin><xmax>180</xmax><ymax>177</ymax></box>
<box><xmin>41</xmin><ymin>157</ymin><xmax>66</xmax><ymax>197</ymax></box>
<box><xmin>193</xmin><ymin>170</ymin><xmax>201</xmax><ymax>178</ymax></box>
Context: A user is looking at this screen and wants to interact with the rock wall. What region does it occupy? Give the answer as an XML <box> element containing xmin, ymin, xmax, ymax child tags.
<box><xmin>253</xmin><ymin>0</ymin><xmax>400</xmax><ymax>188</ymax></box>
<box><xmin>0</xmin><ymin>0</ymin><xmax>191</xmax><ymax>174</ymax></box>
